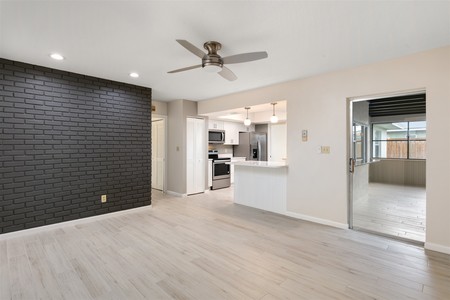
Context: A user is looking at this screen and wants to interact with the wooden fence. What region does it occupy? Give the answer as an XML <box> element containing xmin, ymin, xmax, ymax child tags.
<box><xmin>385</xmin><ymin>140</ymin><xmax>426</xmax><ymax>159</ymax></box>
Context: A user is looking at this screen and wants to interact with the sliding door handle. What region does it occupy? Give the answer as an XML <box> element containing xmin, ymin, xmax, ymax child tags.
<box><xmin>349</xmin><ymin>158</ymin><xmax>355</xmax><ymax>173</ymax></box>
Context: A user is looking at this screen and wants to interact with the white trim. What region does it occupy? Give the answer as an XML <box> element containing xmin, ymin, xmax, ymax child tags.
<box><xmin>284</xmin><ymin>211</ymin><xmax>349</xmax><ymax>230</ymax></box>
<box><xmin>347</xmin><ymin>88</ymin><xmax>426</xmax><ymax>102</ymax></box>
<box><xmin>346</xmin><ymin>88</ymin><xmax>426</xmax><ymax>230</ymax></box>
<box><xmin>166</xmin><ymin>190</ymin><xmax>187</xmax><ymax>197</ymax></box>
<box><xmin>425</xmin><ymin>242</ymin><xmax>450</xmax><ymax>255</ymax></box>
<box><xmin>0</xmin><ymin>205</ymin><xmax>152</xmax><ymax>241</ymax></box>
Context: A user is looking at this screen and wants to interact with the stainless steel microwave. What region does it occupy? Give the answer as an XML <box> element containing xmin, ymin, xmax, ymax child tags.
<box><xmin>208</xmin><ymin>130</ymin><xmax>225</xmax><ymax>144</ymax></box>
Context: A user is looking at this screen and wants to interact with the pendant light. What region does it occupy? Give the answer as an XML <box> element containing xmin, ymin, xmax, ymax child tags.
<box><xmin>244</xmin><ymin>107</ymin><xmax>252</xmax><ymax>126</ymax></box>
<box><xmin>270</xmin><ymin>102</ymin><xmax>278</xmax><ymax>123</ymax></box>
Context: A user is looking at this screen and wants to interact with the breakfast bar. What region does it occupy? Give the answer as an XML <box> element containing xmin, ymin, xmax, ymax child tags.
<box><xmin>231</xmin><ymin>161</ymin><xmax>287</xmax><ymax>214</ymax></box>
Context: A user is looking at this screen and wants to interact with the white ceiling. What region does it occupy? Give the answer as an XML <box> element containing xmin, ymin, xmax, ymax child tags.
<box><xmin>1</xmin><ymin>1</ymin><xmax>449</xmax><ymax>102</ymax></box>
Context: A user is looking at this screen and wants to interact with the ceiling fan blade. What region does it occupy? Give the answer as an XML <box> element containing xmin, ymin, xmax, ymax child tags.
<box><xmin>222</xmin><ymin>51</ymin><xmax>268</xmax><ymax>64</ymax></box>
<box><xmin>218</xmin><ymin>66</ymin><xmax>237</xmax><ymax>81</ymax></box>
<box><xmin>176</xmin><ymin>39</ymin><xmax>205</xmax><ymax>58</ymax></box>
<box><xmin>167</xmin><ymin>64</ymin><xmax>202</xmax><ymax>73</ymax></box>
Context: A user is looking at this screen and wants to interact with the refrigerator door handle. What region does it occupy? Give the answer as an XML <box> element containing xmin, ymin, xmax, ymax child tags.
<box><xmin>257</xmin><ymin>140</ymin><xmax>261</xmax><ymax>161</ymax></box>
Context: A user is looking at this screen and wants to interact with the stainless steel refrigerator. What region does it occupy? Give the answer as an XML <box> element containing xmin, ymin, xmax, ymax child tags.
<box><xmin>234</xmin><ymin>132</ymin><xmax>267</xmax><ymax>161</ymax></box>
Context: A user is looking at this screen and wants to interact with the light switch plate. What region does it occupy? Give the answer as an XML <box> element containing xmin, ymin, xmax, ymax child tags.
<box><xmin>302</xmin><ymin>130</ymin><xmax>308</xmax><ymax>142</ymax></box>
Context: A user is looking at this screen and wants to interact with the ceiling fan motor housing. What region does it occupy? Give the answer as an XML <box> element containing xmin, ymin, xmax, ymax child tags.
<box><xmin>168</xmin><ymin>39</ymin><xmax>267</xmax><ymax>81</ymax></box>
<box><xmin>202</xmin><ymin>41</ymin><xmax>223</xmax><ymax>69</ymax></box>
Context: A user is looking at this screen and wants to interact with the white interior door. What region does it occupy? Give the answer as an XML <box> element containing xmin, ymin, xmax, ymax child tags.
<box><xmin>152</xmin><ymin>119</ymin><xmax>165</xmax><ymax>191</ymax></box>
<box><xmin>269</xmin><ymin>123</ymin><xmax>287</xmax><ymax>162</ymax></box>
<box><xmin>194</xmin><ymin>118</ymin><xmax>205</xmax><ymax>192</ymax></box>
<box><xmin>187</xmin><ymin>118</ymin><xmax>205</xmax><ymax>195</ymax></box>
<box><xmin>186</xmin><ymin>118</ymin><xmax>195</xmax><ymax>194</ymax></box>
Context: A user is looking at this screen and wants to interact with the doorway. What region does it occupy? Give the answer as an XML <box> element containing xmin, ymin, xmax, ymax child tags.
<box><xmin>152</xmin><ymin>117</ymin><xmax>166</xmax><ymax>192</ymax></box>
<box><xmin>348</xmin><ymin>92</ymin><xmax>426</xmax><ymax>243</ymax></box>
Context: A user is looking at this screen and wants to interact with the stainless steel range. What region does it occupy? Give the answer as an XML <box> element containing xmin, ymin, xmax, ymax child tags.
<box><xmin>208</xmin><ymin>151</ymin><xmax>231</xmax><ymax>190</ymax></box>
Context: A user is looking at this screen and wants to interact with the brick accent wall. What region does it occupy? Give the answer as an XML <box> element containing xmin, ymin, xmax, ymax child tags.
<box><xmin>0</xmin><ymin>58</ymin><xmax>152</xmax><ymax>233</ymax></box>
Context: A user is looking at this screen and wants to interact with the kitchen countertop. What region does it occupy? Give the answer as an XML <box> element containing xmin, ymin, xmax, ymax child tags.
<box><xmin>229</xmin><ymin>161</ymin><xmax>287</xmax><ymax>168</ymax></box>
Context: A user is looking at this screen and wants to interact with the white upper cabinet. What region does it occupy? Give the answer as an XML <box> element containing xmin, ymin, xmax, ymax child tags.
<box><xmin>224</xmin><ymin>122</ymin><xmax>240</xmax><ymax>145</ymax></box>
<box><xmin>208</xmin><ymin>120</ymin><xmax>224</xmax><ymax>130</ymax></box>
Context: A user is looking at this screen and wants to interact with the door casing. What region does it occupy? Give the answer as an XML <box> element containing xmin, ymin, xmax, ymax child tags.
<box><xmin>347</xmin><ymin>89</ymin><xmax>426</xmax><ymax>229</ymax></box>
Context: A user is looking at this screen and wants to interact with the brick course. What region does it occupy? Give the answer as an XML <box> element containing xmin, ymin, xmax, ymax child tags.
<box><xmin>0</xmin><ymin>58</ymin><xmax>152</xmax><ymax>233</ymax></box>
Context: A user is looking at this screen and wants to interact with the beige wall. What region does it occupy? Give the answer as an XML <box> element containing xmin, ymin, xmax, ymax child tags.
<box><xmin>198</xmin><ymin>46</ymin><xmax>450</xmax><ymax>253</ymax></box>
<box><xmin>167</xmin><ymin>100</ymin><xmax>184</xmax><ymax>194</ymax></box>
<box><xmin>152</xmin><ymin>100</ymin><xmax>168</xmax><ymax>115</ymax></box>
<box><xmin>167</xmin><ymin>100</ymin><xmax>203</xmax><ymax>195</ymax></box>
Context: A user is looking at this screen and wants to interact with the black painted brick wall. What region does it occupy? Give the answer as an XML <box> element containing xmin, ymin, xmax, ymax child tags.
<box><xmin>0</xmin><ymin>58</ymin><xmax>152</xmax><ymax>233</ymax></box>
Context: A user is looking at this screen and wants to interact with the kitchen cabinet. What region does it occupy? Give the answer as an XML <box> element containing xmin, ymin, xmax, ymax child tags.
<box><xmin>187</xmin><ymin>117</ymin><xmax>206</xmax><ymax>195</ymax></box>
<box><xmin>224</xmin><ymin>122</ymin><xmax>254</xmax><ymax>145</ymax></box>
<box><xmin>224</xmin><ymin>122</ymin><xmax>240</xmax><ymax>145</ymax></box>
<box><xmin>208</xmin><ymin>119</ymin><xmax>224</xmax><ymax>130</ymax></box>
<box><xmin>269</xmin><ymin>123</ymin><xmax>287</xmax><ymax>162</ymax></box>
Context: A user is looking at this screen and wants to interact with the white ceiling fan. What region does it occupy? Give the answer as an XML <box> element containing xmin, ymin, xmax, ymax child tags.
<box><xmin>168</xmin><ymin>40</ymin><xmax>268</xmax><ymax>81</ymax></box>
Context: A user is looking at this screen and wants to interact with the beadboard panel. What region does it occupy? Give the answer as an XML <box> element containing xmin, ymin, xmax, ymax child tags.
<box><xmin>369</xmin><ymin>159</ymin><xmax>426</xmax><ymax>186</ymax></box>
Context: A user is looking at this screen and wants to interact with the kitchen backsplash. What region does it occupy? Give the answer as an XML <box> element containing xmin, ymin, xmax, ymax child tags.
<box><xmin>208</xmin><ymin>144</ymin><xmax>233</xmax><ymax>154</ymax></box>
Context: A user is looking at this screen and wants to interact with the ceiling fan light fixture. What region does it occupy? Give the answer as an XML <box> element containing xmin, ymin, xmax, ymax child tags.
<box><xmin>270</xmin><ymin>102</ymin><xmax>278</xmax><ymax>123</ymax></box>
<box><xmin>203</xmin><ymin>64</ymin><xmax>222</xmax><ymax>73</ymax></box>
<box><xmin>244</xmin><ymin>107</ymin><xmax>252</xmax><ymax>126</ymax></box>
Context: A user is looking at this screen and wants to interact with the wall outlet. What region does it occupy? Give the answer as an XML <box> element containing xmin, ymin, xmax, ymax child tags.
<box><xmin>321</xmin><ymin>146</ymin><xmax>331</xmax><ymax>154</ymax></box>
<box><xmin>101</xmin><ymin>194</ymin><xmax>107</xmax><ymax>203</ymax></box>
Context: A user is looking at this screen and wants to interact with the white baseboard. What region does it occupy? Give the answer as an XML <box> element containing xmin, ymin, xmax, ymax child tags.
<box><xmin>0</xmin><ymin>205</ymin><xmax>152</xmax><ymax>241</ymax></box>
<box><xmin>166</xmin><ymin>190</ymin><xmax>187</xmax><ymax>197</ymax></box>
<box><xmin>425</xmin><ymin>242</ymin><xmax>450</xmax><ymax>255</ymax></box>
<box><xmin>284</xmin><ymin>211</ymin><xmax>348</xmax><ymax>230</ymax></box>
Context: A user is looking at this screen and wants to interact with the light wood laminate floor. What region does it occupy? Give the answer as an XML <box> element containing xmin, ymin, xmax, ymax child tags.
<box><xmin>1</xmin><ymin>187</ymin><xmax>449</xmax><ymax>300</ymax></box>
<box><xmin>353</xmin><ymin>183</ymin><xmax>426</xmax><ymax>243</ymax></box>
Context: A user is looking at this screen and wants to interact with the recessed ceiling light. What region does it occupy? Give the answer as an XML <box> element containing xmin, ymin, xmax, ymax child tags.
<box><xmin>129</xmin><ymin>72</ymin><xmax>139</xmax><ymax>78</ymax></box>
<box><xmin>50</xmin><ymin>53</ymin><xmax>64</xmax><ymax>60</ymax></box>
